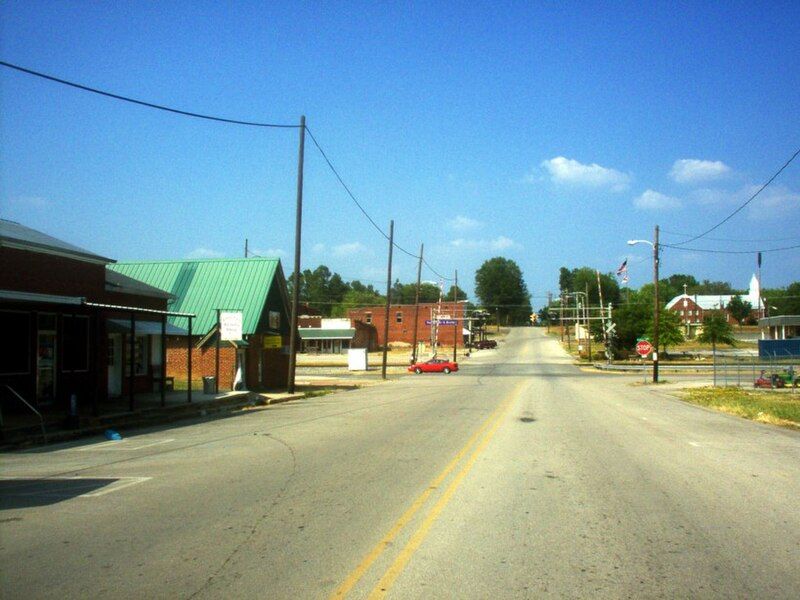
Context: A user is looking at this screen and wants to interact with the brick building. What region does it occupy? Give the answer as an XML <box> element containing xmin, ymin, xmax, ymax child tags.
<box><xmin>1</xmin><ymin>219</ymin><xmax>185</xmax><ymax>426</ymax></box>
<box><xmin>348</xmin><ymin>302</ymin><xmax>467</xmax><ymax>348</ymax></box>
<box><xmin>110</xmin><ymin>258</ymin><xmax>291</xmax><ymax>391</ymax></box>
<box><xmin>665</xmin><ymin>274</ymin><xmax>764</xmax><ymax>334</ymax></box>
<box><xmin>298</xmin><ymin>317</ymin><xmax>377</xmax><ymax>353</ymax></box>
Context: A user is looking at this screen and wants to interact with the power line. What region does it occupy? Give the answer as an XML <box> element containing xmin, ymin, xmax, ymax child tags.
<box><xmin>3</xmin><ymin>60</ymin><xmax>458</xmax><ymax>283</ymax></box>
<box><xmin>662</xmin><ymin>242</ymin><xmax>800</xmax><ymax>254</ymax></box>
<box><xmin>671</xmin><ymin>146</ymin><xmax>800</xmax><ymax>247</ymax></box>
<box><xmin>0</xmin><ymin>60</ymin><xmax>299</xmax><ymax>128</ymax></box>
<box><xmin>661</xmin><ymin>229</ymin><xmax>800</xmax><ymax>244</ymax></box>
<box><xmin>304</xmin><ymin>126</ymin><xmax>454</xmax><ymax>281</ymax></box>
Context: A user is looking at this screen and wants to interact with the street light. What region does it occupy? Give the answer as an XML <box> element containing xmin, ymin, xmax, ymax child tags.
<box><xmin>628</xmin><ymin>225</ymin><xmax>660</xmax><ymax>383</ymax></box>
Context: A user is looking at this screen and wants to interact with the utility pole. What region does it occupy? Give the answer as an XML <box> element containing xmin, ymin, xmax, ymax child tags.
<box><xmin>653</xmin><ymin>224</ymin><xmax>660</xmax><ymax>384</ymax></box>
<box><xmin>585</xmin><ymin>281</ymin><xmax>591</xmax><ymax>360</ymax></box>
<box><xmin>244</xmin><ymin>238</ymin><xmax>248</xmax><ymax>258</ymax></box>
<box><xmin>547</xmin><ymin>291</ymin><xmax>553</xmax><ymax>334</ymax></box>
<box><xmin>287</xmin><ymin>115</ymin><xmax>305</xmax><ymax>394</ymax></box>
<box><xmin>559</xmin><ymin>294</ymin><xmax>564</xmax><ymax>342</ymax></box>
<box><xmin>411</xmin><ymin>244</ymin><xmax>423</xmax><ymax>364</ymax></box>
<box><xmin>381</xmin><ymin>220</ymin><xmax>394</xmax><ymax>380</ymax></box>
<box><xmin>596</xmin><ymin>270</ymin><xmax>608</xmax><ymax>361</ymax></box>
<box><xmin>453</xmin><ymin>270</ymin><xmax>458</xmax><ymax>362</ymax></box>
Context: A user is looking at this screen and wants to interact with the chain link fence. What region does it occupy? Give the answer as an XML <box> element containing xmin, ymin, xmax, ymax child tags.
<box><xmin>711</xmin><ymin>354</ymin><xmax>798</xmax><ymax>390</ymax></box>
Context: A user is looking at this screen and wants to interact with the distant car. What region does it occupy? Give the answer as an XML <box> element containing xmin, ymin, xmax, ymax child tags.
<box><xmin>471</xmin><ymin>339</ymin><xmax>497</xmax><ymax>349</ymax></box>
<box><xmin>408</xmin><ymin>357</ymin><xmax>459</xmax><ymax>374</ymax></box>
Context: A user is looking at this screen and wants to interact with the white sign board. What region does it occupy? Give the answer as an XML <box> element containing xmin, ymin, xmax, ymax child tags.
<box><xmin>219</xmin><ymin>311</ymin><xmax>243</xmax><ymax>341</ymax></box>
<box><xmin>348</xmin><ymin>348</ymin><xmax>368</xmax><ymax>371</ymax></box>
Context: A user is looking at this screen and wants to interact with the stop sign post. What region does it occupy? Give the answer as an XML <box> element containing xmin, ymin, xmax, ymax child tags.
<box><xmin>636</xmin><ymin>340</ymin><xmax>653</xmax><ymax>357</ymax></box>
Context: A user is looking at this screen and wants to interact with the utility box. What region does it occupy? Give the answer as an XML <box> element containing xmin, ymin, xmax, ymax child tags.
<box><xmin>202</xmin><ymin>376</ymin><xmax>216</xmax><ymax>394</ymax></box>
<box><xmin>348</xmin><ymin>348</ymin><xmax>368</xmax><ymax>371</ymax></box>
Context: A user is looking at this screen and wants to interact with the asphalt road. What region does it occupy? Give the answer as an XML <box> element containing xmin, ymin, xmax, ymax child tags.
<box><xmin>2</xmin><ymin>328</ymin><xmax>799</xmax><ymax>599</ymax></box>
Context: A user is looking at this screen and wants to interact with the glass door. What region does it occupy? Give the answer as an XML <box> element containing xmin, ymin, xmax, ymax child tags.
<box><xmin>37</xmin><ymin>314</ymin><xmax>57</xmax><ymax>405</ymax></box>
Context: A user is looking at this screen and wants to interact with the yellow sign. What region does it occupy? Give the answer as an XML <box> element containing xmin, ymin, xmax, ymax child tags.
<box><xmin>262</xmin><ymin>335</ymin><xmax>282</xmax><ymax>349</ymax></box>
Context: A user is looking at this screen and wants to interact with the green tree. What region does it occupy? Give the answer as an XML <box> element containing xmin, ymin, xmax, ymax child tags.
<box><xmin>612</xmin><ymin>301</ymin><xmax>650</xmax><ymax>354</ymax></box>
<box><xmin>646</xmin><ymin>309</ymin><xmax>684</xmax><ymax>355</ymax></box>
<box><xmin>475</xmin><ymin>257</ymin><xmax>532</xmax><ymax>325</ymax></box>
<box><xmin>697</xmin><ymin>312</ymin><xmax>736</xmax><ymax>385</ymax></box>
<box><xmin>331</xmin><ymin>288</ymin><xmax>384</xmax><ymax>317</ymax></box>
<box><xmin>559</xmin><ymin>267</ymin><xmax>574</xmax><ymax>294</ymax></box>
<box><xmin>697</xmin><ymin>312</ymin><xmax>736</xmax><ymax>354</ymax></box>
<box><xmin>447</xmin><ymin>284</ymin><xmax>468</xmax><ymax>301</ymax></box>
<box><xmin>695</xmin><ymin>279</ymin><xmax>738</xmax><ymax>295</ymax></box>
<box><xmin>763</xmin><ymin>282</ymin><xmax>800</xmax><ymax>315</ymax></box>
<box><xmin>727</xmin><ymin>295</ymin><xmax>752</xmax><ymax>326</ymax></box>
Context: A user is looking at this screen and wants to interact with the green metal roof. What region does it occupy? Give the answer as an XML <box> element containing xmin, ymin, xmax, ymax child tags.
<box><xmin>298</xmin><ymin>328</ymin><xmax>355</xmax><ymax>340</ymax></box>
<box><xmin>109</xmin><ymin>258</ymin><xmax>284</xmax><ymax>334</ymax></box>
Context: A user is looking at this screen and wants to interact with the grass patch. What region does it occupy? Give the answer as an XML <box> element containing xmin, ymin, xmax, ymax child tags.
<box><xmin>680</xmin><ymin>387</ymin><xmax>800</xmax><ymax>429</ymax></box>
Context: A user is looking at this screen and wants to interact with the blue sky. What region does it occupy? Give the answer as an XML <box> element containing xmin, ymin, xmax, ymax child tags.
<box><xmin>2</xmin><ymin>1</ymin><xmax>798</xmax><ymax>306</ymax></box>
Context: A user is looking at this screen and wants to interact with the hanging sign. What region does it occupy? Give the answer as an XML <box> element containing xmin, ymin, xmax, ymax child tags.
<box><xmin>219</xmin><ymin>311</ymin><xmax>243</xmax><ymax>341</ymax></box>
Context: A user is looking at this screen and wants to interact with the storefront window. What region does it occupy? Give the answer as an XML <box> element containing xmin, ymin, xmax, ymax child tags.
<box><xmin>124</xmin><ymin>335</ymin><xmax>149</xmax><ymax>375</ymax></box>
<box><xmin>0</xmin><ymin>310</ymin><xmax>30</xmax><ymax>374</ymax></box>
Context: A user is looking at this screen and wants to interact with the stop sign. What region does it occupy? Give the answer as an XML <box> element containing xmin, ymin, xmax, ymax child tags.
<box><xmin>636</xmin><ymin>340</ymin><xmax>653</xmax><ymax>356</ymax></box>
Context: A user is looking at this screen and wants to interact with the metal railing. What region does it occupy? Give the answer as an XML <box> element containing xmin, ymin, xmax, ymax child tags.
<box><xmin>2</xmin><ymin>385</ymin><xmax>48</xmax><ymax>443</ymax></box>
<box><xmin>710</xmin><ymin>353</ymin><xmax>798</xmax><ymax>391</ymax></box>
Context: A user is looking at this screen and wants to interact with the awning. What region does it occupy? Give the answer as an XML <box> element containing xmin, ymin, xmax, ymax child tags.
<box><xmin>299</xmin><ymin>328</ymin><xmax>355</xmax><ymax>340</ymax></box>
<box><xmin>107</xmin><ymin>318</ymin><xmax>188</xmax><ymax>336</ymax></box>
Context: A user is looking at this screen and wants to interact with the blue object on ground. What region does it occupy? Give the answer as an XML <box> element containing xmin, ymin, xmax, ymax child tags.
<box><xmin>104</xmin><ymin>429</ymin><xmax>122</xmax><ymax>441</ymax></box>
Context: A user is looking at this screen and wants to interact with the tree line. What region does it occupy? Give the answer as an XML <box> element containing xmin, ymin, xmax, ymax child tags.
<box><xmin>286</xmin><ymin>256</ymin><xmax>534</xmax><ymax>326</ymax></box>
<box><xmin>545</xmin><ymin>265</ymin><xmax>800</xmax><ymax>356</ymax></box>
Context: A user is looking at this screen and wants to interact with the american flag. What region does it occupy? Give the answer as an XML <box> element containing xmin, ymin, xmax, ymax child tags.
<box><xmin>616</xmin><ymin>259</ymin><xmax>628</xmax><ymax>276</ymax></box>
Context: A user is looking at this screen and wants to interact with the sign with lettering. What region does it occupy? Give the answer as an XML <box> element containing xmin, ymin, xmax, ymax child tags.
<box><xmin>219</xmin><ymin>311</ymin><xmax>243</xmax><ymax>341</ymax></box>
<box><xmin>262</xmin><ymin>335</ymin><xmax>282</xmax><ymax>349</ymax></box>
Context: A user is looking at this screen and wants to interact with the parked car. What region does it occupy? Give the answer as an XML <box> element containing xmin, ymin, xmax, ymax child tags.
<box><xmin>471</xmin><ymin>339</ymin><xmax>497</xmax><ymax>349</ymax></box>
<box><xmin>408</xmin><ymin>357</ymin><xmax>459</xmax><ymax>374</ymax></box>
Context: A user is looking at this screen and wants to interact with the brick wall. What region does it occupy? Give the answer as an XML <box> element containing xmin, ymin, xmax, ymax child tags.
<box><xmin>165</xmin><ymin>337</ymin><xmax>237</xmax><ymax>390</ymax></box>
<box><xmin>349</xmin><ymin>303</ymin><xmax>465</xmax><ymax>347</ymax></box>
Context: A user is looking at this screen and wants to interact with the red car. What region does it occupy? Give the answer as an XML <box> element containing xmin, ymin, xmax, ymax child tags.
<box><xmin>408</xmin><ymin>357</ymin><xmax>459</xmax><ymax>374</ymax></box>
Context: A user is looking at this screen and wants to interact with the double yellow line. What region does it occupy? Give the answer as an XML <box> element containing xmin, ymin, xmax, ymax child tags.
<box><xmin>331</xmin><ymin>380</ymin><xmax>525</xmax><ymax>599</ymax></box>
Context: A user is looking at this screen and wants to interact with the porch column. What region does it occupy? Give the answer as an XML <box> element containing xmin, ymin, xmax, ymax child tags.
<box><xmin>129</xmin><ymin>312</ymin><xmax>136</xmax><ymax>411</ymax></box>
<box><xmin>187</xmin><ymin>317</ymin><xmax>193</xmax><ymax>403</ymax></box>
<box><xmin>161</xmin><ymin>315</ymin><xmax>167</xmax><ymax>407</ymax></box>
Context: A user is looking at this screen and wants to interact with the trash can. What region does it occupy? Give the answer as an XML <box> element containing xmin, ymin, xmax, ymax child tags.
<box><xmin>202</xmin><ymin>376</ymin><xmax>216</xmax><ymax>394</ymax></box>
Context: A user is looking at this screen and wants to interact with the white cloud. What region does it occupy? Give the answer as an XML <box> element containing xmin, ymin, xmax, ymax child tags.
<box><xmin>634</xmin><ymin>189</ymin><xmax>682</xmax><ymax>210</ymax></box>
<box><xmin>449</xmin><ymin>215</ymin><xmax>480</xmax><ymax>231</ymax></box>
<box><xmin>540</xmin><ymin>156</ymin><xmax>631</xmax><ymax>191</ymax></box>
<box><xmin>450</xmin><ymin>236</ymin><xmax>519</xmax><ymax>251</ymax></box>
<box><xmin>186</xmin><ymin>247</ymin><xmax>224</xmax><ymax>259</ymax></box>
<box><xmin>745</xmin><ymin>184</ymin><xmax>799</xmax><ymax>219</ymax></box>
<box><xmin>670</xmin><ymin>159</ymin><xmax>731</xmax><ymax>184</ymax></box>
<box><xmin>252</xmin><ymin>247</ymin><xmax>285</xmax><ymax>257</ymax></box>
<box><xmin>688</xmin><ymin>187</ymin><xmax>730</xmax><ymax>205</ymax></box>
<box><xmin>332</xmin><ymin>242</ymin><xmax>367</xmax><ymax>257</ymax></box>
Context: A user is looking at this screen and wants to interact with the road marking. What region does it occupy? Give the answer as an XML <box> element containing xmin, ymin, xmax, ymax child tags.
<box><xmin>330</xmin><ymin>382</ymin><xmax>523</xmax><ymax>599</ymax></box>
<box><xmin>367</xmin><ymin>383</ymin><xmax>521</xmax><ymax>598</ymax></box>
<box><xmin>69</xmin><ymin>438</ymin><xmax>174</xmax><ymax>452</ymax></box>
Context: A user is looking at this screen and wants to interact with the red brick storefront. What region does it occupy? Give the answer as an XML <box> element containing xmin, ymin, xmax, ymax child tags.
<box><xmin>349</xmin><ymin>302</ymin><xmax>466</xmax><ymax>348</ymax></box>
